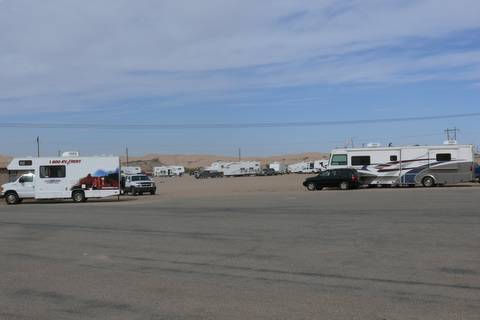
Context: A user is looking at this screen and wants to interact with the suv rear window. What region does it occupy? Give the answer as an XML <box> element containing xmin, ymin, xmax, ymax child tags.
<box><xmin>330</xmin><ymin>154</ymin><xmax>347</xmax><ymax>166</ymax></box>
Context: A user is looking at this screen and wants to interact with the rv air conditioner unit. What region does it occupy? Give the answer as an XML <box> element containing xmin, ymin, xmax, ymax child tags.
<box><xmin>366</xmin><ymin>143</ymin><xmax>381</xmax><ymax>148</ymax></box>
<box><xmin>62</xmin><ymin>151</ymin><xmax>80</xmax><ymax>157</ymax></box>
<box><xmin>444</xmin><ymin>140</ymin><xmax>458</xmax><ymax>145</ymax></box>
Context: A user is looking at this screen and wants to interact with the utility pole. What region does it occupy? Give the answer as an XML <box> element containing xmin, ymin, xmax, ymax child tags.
<box><xmin>58</xmin><ymin>150</ymin><xmax>61</xmax><ymax>157</ymax></box>
<box><xmin>36</xmin><ymin>136</ymin><xmax>40</xmax><ymax>157</ymax></box>
<box><xmin>126</xmin><ymin>147</ymin><xmax>129</xmax><ymax>166</ymax></box>
<box><xmin>444</xmin><ymin>127</ymin><xmax>460</xmax><ymax>142</ymax></box>
<box><xmin>238</xmin><ymin>148</ymin><xmax>242</xmax><ymax>161</ymax></box>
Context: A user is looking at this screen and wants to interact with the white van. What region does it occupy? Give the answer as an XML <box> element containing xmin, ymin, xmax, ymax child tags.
<box><xmin>1</xmin><ymin>156</ymin><xmax>120</xmax><ymax>204</ymax></box>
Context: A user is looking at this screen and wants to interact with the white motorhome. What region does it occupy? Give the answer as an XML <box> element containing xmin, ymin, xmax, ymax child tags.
<box><xmin>207</xmin><ymin>161</ymin><xmax>261</xmax><ymax>176</ymax></box>
<box><xmin>1</xmin><ymin>156</ymin><xmax>120</xmax><ymax>204</ymax></box>
<box><xmin>121</xmin><ymin>166</ymin><xmax>142</xmax><ymax>175</ymax></box>
<box><xmin>153</xmin><ymin>166</ymin><xmax>185</xmax><ymax>177</ymax></box>
<box><xmin>328</xmin><ymin>143</ymin><xmax>475</xmax><ymax>187</ymax></box>
<box><xmin>269</xmin><ymin>162</ymin><xmax>287</xmax><ymax>174</ymax></box>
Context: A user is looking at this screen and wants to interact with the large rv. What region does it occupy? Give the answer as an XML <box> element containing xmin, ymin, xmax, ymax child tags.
<box><xmin>1</xmin><ymin>156</ymin><xmax>120</xmax><ymax>204</ymax></box>
<box><xmin>328</xmin><ymin>143</ymin><xmax>475</xmax><ymax>187</ymax></box>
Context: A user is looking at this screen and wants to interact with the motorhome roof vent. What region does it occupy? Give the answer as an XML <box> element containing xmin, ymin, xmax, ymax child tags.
<box><xmin>366</xmin><ymin>142</ymin><xmax>381</xmax><ymax>148</ymax></box>
<box><xmin>62</xmin><ymin>151</ymin><xmax>80</xmax><ymax>157</ymax></box>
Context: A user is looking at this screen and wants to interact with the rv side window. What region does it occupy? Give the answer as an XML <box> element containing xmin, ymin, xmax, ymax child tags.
<box><xmin>39</xmin><ymin>165</ymin><xmax>66</xmax><ymax>178</ymax></box>
<box><xmin>390</xmin><ymin>155</ymin><xmax>398</xmax><ymax>162</ymax></box>
<box><xmin>436</xmin><ymin>153</ymin><xmax>451</xmax><ymax>161</ymax></box>
<box><xmin>330</xmin><ymin>154</ymin><xmax>347</xmax><ymax>166</ymax></box>
<box><xmin>19</xmin><ymin>160</ymin><xmax>33</xmax><ymax>166</ymax></box>
<box><xmin>351</xmin><ymin>156</ymin><xmax>371</xmax><ymax>166</ymax></box>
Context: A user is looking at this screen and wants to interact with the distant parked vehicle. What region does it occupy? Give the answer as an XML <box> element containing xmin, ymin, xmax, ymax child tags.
<box><xmin>303</xmin><ymin>168</ymin><xmax>360</xmax><ymax>191</ymax></box>
<box><xmin>475</xmin><ymin>164</ymin><xmax>480</xmax><ymax>182</ymax></box>
<box><xmin>195</xmin><ymin>170</ymin><xmax>223</xmax><ymax>179</ymax></box>
<box><xmin>259</xmin><ymin>168</ymin><xmax>276</xmax><ymax>176</ymax></box>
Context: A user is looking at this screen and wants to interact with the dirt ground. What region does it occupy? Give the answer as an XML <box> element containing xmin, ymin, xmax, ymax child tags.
<box><xmin>150</xmin><ymin>174</ymin><xmax>314</xmax><ymax>200</ymax></box>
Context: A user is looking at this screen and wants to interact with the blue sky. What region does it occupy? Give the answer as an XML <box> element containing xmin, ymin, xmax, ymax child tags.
<box><xmin>1</xmin><ymin>0</ymin><xmax>480</xmax><ymax>157</ymax></box>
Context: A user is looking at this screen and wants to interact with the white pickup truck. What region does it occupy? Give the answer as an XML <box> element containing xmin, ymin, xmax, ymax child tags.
<box><xmin>121</xmin><ymin>174</ymin><xmax>156</xmax><ymax>196</ymax></box>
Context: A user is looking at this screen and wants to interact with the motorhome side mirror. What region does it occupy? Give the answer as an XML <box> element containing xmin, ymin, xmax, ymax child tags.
<box><xmin>19</xmin><ymin>177</ymin><xmax>25</xmax><ymax>183</ymax></box>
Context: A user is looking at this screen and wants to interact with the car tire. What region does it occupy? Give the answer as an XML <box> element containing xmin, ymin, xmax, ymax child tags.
<box><xmin>150</xmin><ymin>190</ymin><xmax>156</xmax><ymax>195</ymax></box>
<box><xmin>306</xmin><ymin>182</ymin><xmax>317</xmax><ymax>191</ymax></box>
<box><xmin>422</xmin><ymin>176</ymin><xmax>436</xmax><ymax>187</ymax></box>
<box><xmin>139</xmin><ymin>192</ymin><xmax>143</xmax><ymax>195</ymax></box>
<box><xmin>131</xmin><ymin>187</ymin><xmax>137</xmax><ymax>196</ymax></box>
<box><xmin>5</xmin><ymin>191</ymin><xmax>20</xmax><ymax>205</ymax></box>
<box><xmin>339</xmin><ymin>181</ymin><xmax>350</xmax><ymax>190</ymax></box>
<box><xmin>72</xmin><ymin>190</ymin><xmax>86</xmax><ymax>203</ymax></box>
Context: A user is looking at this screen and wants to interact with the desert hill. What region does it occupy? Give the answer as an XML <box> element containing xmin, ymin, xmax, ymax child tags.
<box><xmin>121</xmin><ymin>152</ymin><xmax>329</xmax><ymax>172</ymax></box>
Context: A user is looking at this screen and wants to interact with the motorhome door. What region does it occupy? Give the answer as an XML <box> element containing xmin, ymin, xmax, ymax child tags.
<box><xmin>36</xmin><ymin>165</ymin><xmax>68</xmax><ymax>198</ymax></box>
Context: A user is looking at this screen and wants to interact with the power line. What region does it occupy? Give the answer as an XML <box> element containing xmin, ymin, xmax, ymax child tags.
<box><xmin>0</xmin><ymin>112</ymin><xmax>479</xmax><ymax>130</ymax></box>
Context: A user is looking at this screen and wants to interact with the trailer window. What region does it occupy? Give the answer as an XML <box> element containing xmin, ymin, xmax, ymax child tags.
<box><xmin>390</xmin><ymin>155</ymin><xmax>398</xmax><ymax>162</ymax></box>
<box><xmin>351</xmin><ymin>156</ymin><xmax>371</xmax><ymax>166</ymax></box>
<box><xmin>19</xmin><ymin>160</ymin><xmax>33</xmax><ymax>166</ymax></box>
<box><xmin>436</xmin><ymin>153</ymin><xmax>452</xmax><ymax>161</ymax></box>
<box><xmin>39</xmin><ymin>165</ymin><xmax>66</xmax><ymax>178</ymax></box>
<box><xmin>330</xmin><ymin>154</ymin><xmax>347</xmax><ymax>166</ymax></box>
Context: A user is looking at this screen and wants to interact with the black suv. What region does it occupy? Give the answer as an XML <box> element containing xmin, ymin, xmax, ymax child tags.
<box><xmin>303</xmin><ymin>168</ymin><xmax>360</xmax><ymax>191</ymax></box>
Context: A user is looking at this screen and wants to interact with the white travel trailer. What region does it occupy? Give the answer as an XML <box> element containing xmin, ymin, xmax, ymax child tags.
<box><xmin>269</xmin><ymin>162</ymin><xmax>287</xmax><ymax>174</ymax></box>
<box><xmin>328</xmin><ymin>143</ymin><xmax>475</xmax><ymax>187</ymax></box>
<box><xmin>288</xmin><ymin>160</ymin><xmax>327</xmax><ymax>173</ymax></box>
<box><xmin>207</xmin><ymin>161</ymin><xmax>261</xmax><ymax>176</ymax></box>
<box><xmin>288</xmin><ymin>161</ymin><xmax>315</xmax><ymax>173</ymax></box>
<box><xmin>153</xmin><ymin>166</ymin><xmax>185</xmax><ymax>177</ymax></box>
<box><xmin>121</xmin><ymin>166</ymin><xmax>142</xmax><ymax>175</ymax></box>
<box><xmin>1</xmin><ymin>156</ymin><xmax>120</xmax><ymax>204</ymax></box>
<box><xmin>224</xmin><ymin>161</ymin><xmax>260</xmax><ymax>176</ymax></box>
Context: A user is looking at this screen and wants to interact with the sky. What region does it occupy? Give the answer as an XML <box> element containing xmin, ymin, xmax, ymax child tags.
<box><xmin>1</xmin><ymin>0</ymin><xmax>480</xmax><ymax>157</ymax></box>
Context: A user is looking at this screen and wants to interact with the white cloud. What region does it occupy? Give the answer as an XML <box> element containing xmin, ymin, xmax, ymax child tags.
<box><xmin>0</xmin><ymin>0</ymin><xmax>480</xmax><ymax>114</ymax></box>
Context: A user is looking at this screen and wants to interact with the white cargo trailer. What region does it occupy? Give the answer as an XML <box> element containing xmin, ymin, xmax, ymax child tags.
<box><xmin>153</xmin><ymin>166</ymin><xmax>185</xmax><ymax>177</ymax></box>
<box><xmin>1</xmin><ymin>156</ymin><xmax>120</xmax><ymax>204</ymax></box>
<box><xmin>288</xmin><ymin>161</ymin><xmax>316</xmax><ymax>173</ymax></box>
<box><xmin>328</xmin><ymin>143</ymin><xmax>475</xmax><ymax>186</ymax></box>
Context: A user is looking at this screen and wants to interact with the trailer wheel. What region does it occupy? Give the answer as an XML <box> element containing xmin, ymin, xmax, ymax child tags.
<box><xmin>72</xmin><ymin>190</ymin><xmax>86</xmax><ymax>203</ymax></box>
<box><xmin>5</xmin><ymin>191</ymin><xmax>20</xmax><ymax>205</ymax></box>
<box><xmin>306</xmin><ymin>182</ymin><xmax>317</xmax><ymax>191</ymax></box>
<box><xmin>422</xmin><ymin>176</ymin><xmax>436</xmax><ymax>187</ymax></box>
<box><xmin>339</xmin><ymin>181</ymin><xmax>350</xmax><ymax>190</ymax></box>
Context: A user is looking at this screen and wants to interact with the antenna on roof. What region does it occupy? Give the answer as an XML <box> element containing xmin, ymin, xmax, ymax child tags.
<box><xmin>444</xmin><ymin>127</ymin><xmax>460</xmax><ymax>144</ymax></box>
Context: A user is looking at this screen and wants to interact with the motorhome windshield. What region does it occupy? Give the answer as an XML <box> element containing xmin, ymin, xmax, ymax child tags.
<box><xmin>132</xmin><ymin>175</ymin><xmax>150</xmax><ymax>181</ymax></box>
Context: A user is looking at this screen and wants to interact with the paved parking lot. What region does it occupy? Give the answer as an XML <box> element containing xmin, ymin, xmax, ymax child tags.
<box><xmin>0</xmin><ymin>184</ymin><xmax>479</xmax><ymax>319</ymax></box>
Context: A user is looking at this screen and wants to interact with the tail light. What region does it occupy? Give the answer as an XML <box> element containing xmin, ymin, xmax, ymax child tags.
<box><xmin>470</xmin><ymin>165</ymin><xmax>473</xmax><ymax>172</ymax></box>
<box><xmin>352</xmin><ymin>175</ymin><xmax>358</xmax><ymax>181</ymax></box>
